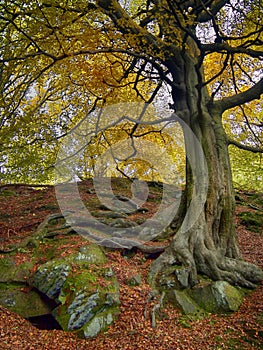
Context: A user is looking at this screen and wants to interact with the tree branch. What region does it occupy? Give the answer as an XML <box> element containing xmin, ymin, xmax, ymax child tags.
<box><xmin>41</xmin><ymin>2</ymin><xmax>97</xmax><ymax>13</ymax></box>
<box><xmin>96</xmin><ymin>0</ymin><xmax>180</xmax><ymax>61</ymax></box>
<box><xmin>228</xmin><ymin>139</ymin><xmax>263</xmax><ymax>153</ymax></box>
<box><xmin>213</xmin><ymin>77</ymin><xmax>263</xmax><ymax>112</ymax></box>
<box><xmin>195</xmin><ymin>0</ymin><xmax>229</xmax><ymax>23</ymax></box>
<box><xmin>201</xmin><ymin>42</ymin><xmax>263</xmax><ymax>58</ymax></box>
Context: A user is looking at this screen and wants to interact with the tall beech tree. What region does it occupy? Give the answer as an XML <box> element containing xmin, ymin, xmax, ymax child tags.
<box><xmin>0</xmin><ymin>0</ymin><xmax>263</xmax><ymax>288</ymax></box>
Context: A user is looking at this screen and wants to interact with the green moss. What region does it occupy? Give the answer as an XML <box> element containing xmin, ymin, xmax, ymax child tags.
<box><xmin>62</xmin><ymin>270</ymin><xmax>97</xmax><ymax>294</ymax></box>
<box><xmin>0</xmin><ymin>257</ymin><xmax>34</xmax><ymax>282</ymax></box>
<box><xmin>247</xmin><ymin>192</ymin><xmax>263</xmax><ymax>207</ymax></box>
<box><xmin>74</xmin><ymin>244</ymin><xmax>107</xmax><ymax>265</ymax></box>
<box><xmin>32</xmin><ymin>238</ymin><xmax>71</xmax><ymax>262</ymax></box>
<box><xmin>55</xmin><ymin>267</ymin><xmax>120</xmax><ymax>333</ymax></box>
<box><xmin>222</xmin><ymin>326</ymin><xmax>263</xmax><ymax>350</ymax></box>
<box><xmin>0</xmin><ymin>257</ymin><xmax>13</xmax><ymax>268</ymax></box>
<box><xmin>0</xmin><ymin>283</ymin><xmax>52</xmax><ymax>318</ymax></box>
<box><xmin>37</xmin><ymin>203</ymin><xmax>59</xmax><ymax>211</ymax></box>
<box><xmin>238</xmin><ymin>211</ymin><xmax>263</xmax><ymax>233</ymax></box>
<box><xmin>35</xmin><ymin>244</ymin><xmax>58</xmax><ymax>261</ymax></box>
<box><xmin>178</xmin><ymin>317</ymin><xmax>192</xmax><ymax>328</ymax></box>
<box><xmin>0</xmin><ymin>189</ymin><xmax>16</xmax><ymax>197</ymax></box>
<box><xmin>188</xmin><ymin>281</ymin><xmax>243</xmax><ymax>313</ymax></box>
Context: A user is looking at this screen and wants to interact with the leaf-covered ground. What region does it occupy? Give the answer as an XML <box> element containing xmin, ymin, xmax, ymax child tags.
<box><xmin>0</xmin><ymin>181</ymin><xmax>262</xmax><ymax>350</ymax></box>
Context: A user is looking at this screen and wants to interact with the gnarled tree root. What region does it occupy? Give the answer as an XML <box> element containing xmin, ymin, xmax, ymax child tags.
<box><xmin>148</xmin><ymin>243</ymin><xmax>263</xmax><ymax>289</ymax></box>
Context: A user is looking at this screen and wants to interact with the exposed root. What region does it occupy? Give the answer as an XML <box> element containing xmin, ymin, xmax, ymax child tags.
<box><xmin>144</xmin><ymin>290</ymin><xmax>166</xmax><ymax>328</ymax></box>
<box><xmin>148</xmin><ymin>239</ymin><xmax>263</xmax><ymax>290</ymax></box>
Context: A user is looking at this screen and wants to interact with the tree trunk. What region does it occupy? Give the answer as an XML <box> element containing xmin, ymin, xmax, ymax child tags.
<box><xmin>148</xmin><ymin>53</ymin><xmax>263</xmax><ymax>289</ymax></box>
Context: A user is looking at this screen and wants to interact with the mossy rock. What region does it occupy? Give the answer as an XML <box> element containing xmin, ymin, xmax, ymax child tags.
<box><xmin>75</xmin><ymin>244</ymin><xmax>107</xmax><ymax>265</ymax></box>
<box><xmin>168</xmin><ymin>280</ymin><xmax>243</xmax><ymax>315</ymax></box>
<box><xmin>188</xmin><ymin>281</ymin><xmax>244</xmax><ymax>313</ymax></box>
<box><xmin>32</xmin><ymin>260</ymin><xmax>71</xmax><ymax>300</ymax></box>
<box><xmin>0</xmin><ymin>257</ymin><xmax>34</xmax><ymax>283</ymax></box>
<box><xmin>0</xmin><ymin>283</ymin><xmax>52</xmax><ymax>318</ymax></box>
<box><xmin>31</xmin><ymin>244</ymin><xmax>120</xmax><ymax>338</ymax></box>
<box><xmin>31</xmin><ymin>244</ymin><xmax>107</xmax><ymax>299</ymax></box>
<box><xmin>54</xmin><ymin>263</ymin><xmax>120</xmax><ymax>333</ymax></box>
<box><xmin>55</xmin><ymin>282</ymin><xmax>120</xmax><ymax>334</ymax></box>
<box><xmin>169</xmin><ymin>289</ymin><xmax>204</xmax><ymax>316</ymax></box>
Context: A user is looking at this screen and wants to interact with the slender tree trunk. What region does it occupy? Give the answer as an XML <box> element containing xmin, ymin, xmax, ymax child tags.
<box><xmin>149</xmin><ymin>52</ymin><xmax>263</xmax><ymax>289</ymax></box>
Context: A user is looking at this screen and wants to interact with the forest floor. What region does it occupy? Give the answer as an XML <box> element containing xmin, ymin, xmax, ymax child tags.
<box><xmin>0</xmin><ymin>180</ymin><xmax>262</xmax><ymax>350</ymax></box>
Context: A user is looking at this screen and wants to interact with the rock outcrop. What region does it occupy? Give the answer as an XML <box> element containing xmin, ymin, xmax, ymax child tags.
<box><xmin>0</xmin><ymin>240</ymin><xmax>120</xmax><ymax>338</ymax></box>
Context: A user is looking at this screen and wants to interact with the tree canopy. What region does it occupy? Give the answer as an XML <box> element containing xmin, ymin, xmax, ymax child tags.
<box><xmin>0</xmin><ymin>0</ymin><xmax>262</xmax><ymax>185</ymax></box>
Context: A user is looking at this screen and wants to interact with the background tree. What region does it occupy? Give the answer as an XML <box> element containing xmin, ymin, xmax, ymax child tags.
<box><xmin>0</xmin><ymin>0</ymin><xmax>263</xmax><ymax>288</ymax></box>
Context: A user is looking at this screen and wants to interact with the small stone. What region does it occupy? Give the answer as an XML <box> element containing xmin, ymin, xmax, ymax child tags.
<box><xmin>171</xmin><ymin>290</ymin><xmax>202</xmax><ymax>315</ymax></box>
<box><xmin>126</xmin><ymin>274</ymin><xmax>142</xmax><ymax>286</ymax></box>
<box><xmin>174</xmin><ymin>268</ymin><xmax>190</xmax><ymax>289</ymax></box>
<box><xmin>104</xmin><ymin>268</ymin><xmax>114</xmax><ymax>278</ymax></box>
